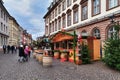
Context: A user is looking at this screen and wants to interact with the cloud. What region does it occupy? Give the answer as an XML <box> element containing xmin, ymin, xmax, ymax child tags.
<box><xmin>3</xmin><ymin>0</ymin><xmax>53</xmax><ymax>40</ymax></box>
<box><xmin>3</xmin><ymin>0</ymin><xmax>32</xmax><ymax>16</ymax></box>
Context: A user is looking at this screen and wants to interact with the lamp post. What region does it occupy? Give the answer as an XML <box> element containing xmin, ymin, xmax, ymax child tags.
<box><xmin>73</xmin><ymin>28</ymin><xmax>77</xmax><ymax>63</ymax></box>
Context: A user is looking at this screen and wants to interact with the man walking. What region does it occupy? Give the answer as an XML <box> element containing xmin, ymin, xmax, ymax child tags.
<box><xmin>3</xmin><ymin>45</ymin><xmax>6</xmax><ymax>54</ymax></box>
<box><xmin>7</xmin><ymin>45</ymin><xmax>10</xmax><ymax>54</ymax></box>
<box><xmin>11</xmin><ymin>45</ymin><xmax>15</xmax><ymax>54</ymax></box>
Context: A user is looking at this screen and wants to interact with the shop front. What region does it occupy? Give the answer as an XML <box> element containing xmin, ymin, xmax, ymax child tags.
<box><xmin>51</xmin><ymin>31</ymin><xmax>81</xmax><ymax>64</ymax></box>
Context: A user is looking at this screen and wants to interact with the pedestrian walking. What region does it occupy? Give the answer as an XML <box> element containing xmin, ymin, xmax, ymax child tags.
<box><xmin>3</xmin><ymin>45</ymin><xmax>6</xmax><ymax>54</ymax></box>
<box><xmin>11</xmin><ymin>45</ymin><xmax>15</xmax><ymax>54</ymax></box>
<box><xmin>14</xmin><ymin>46</ymin><xmax>17</xmax><ymax>53</ymax></box>
<box><xmin>28</xmin><ymin>46</ymin><xmax>31</xmax><ymax>58</ymax></box>
<box><xmin>7</xmin><ymin>45</ymin><xmax>10</xmax><ymax>54</ymax></box>
<box><xmin>24</xmin><ymin>46</ymin><xmax>29</xmax><ymax>61</ymax></box>
<box><xmin>18</xmin><ymin>45</ymin><xmax>25</xmax><ymax>62</ymax></box>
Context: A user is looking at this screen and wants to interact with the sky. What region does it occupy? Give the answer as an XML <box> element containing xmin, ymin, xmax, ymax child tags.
<box><xmin>3</xmin><ymin>0</ymin><xmax>52</xmax><ymax>40</ymax></box>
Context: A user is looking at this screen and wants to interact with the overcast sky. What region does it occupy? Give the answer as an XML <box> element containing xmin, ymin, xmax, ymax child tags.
<box><xmin>3</xmin><ymin>0</ymin><xmax>52</xmax><ymax>40</ymax></box>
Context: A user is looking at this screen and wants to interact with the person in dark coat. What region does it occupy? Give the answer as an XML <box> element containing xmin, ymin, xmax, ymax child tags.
<box><xmin>11</xmin><ymin>45</ymin><xmax>15</xmax><ymax>54</ymax></box>
<box><xmin>7</xmin><ymin>45</ymin><xmax>10</xmax><ymax>54</ymax></box>
<box><xmin>3</xmin><ymin>45</ymin><xmax>6</xmax><ymax>54</ymax></box>
<box><xmin>19</xmin><ymin>45</ymin><xmax>24</xmax><ymax>57</ymax></box>
<box><xmin>18</xmin><ymin>45</ymin><xmax>25</xmax><ymax>62</ymax></box>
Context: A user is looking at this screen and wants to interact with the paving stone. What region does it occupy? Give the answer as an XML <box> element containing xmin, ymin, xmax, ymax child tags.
<box><xmin>0</xmin><ymin>51</ymin><xmax>120</xmax><ymax>80</ymax></box>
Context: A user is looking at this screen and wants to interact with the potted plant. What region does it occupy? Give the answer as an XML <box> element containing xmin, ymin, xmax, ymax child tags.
<box><xmin>53</xmin><ymin>50</ymin><xmax>60</xmax><ymax>59</ymax></box>
<box><xmin>60</xmin><ymin>50</ymin><xmax>69</xmax><ymax>62</ymax></box>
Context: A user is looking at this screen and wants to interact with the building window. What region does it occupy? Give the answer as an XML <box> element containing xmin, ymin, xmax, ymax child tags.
<box><xmin>55</xmin><ymin>8</ymin><xmax>57</xmax><ymax>17</ymax></box>
<box><xmin>4</xmin><ymin>24</ymin><xmax>5</xmax><ymax>32</ymax></box>
<box><xmin>62</xmin><ymin>15</ymin><xmax>66</xmax><ymax>28</ymax></box>
<box><xmin>67</xmin><ymin>0</ymin><xmax>71</xmax><ymax>7</ymax></box>
<box><xmin>81</xmin><ymin>30</ymin><xmax>87</xmax><ymax>36</ymax></box>
<box><xmin>92</xmin><ymin>28</ymin><xmax>100</xmax><ymax>38</ymax></box>
<box><xmin>81</xmin><ymin>3</ymin><xmax>88</xmax><ymax>20</ymax></box>
<box><xmin>107</xmin><ymin>0</ymin><xmax>119</xmax><ymax>9</ymax></box>
<box><xmin>6</xmin><ymin>26</ymin><xmax>7</xmax><ymax>33</ymax></box>
<box><xmin>62</xmin><ymin>0</ymin><xmax>66</xmax><ymax>11</ymax></box>
<box><xmin>49</xmin><ymin>14</ymin><xmax>51</xmax><ymax>21</ymax></box>
<box><xmin>73</xmin><ymin>0</ymin><xmax>77</xmax><ymax>2</ymax></box>
<box><xmin>52</xmin><ymin>11</ymin><xmax>54</xmax><ymax>19</ymax></box>
<box><xmin>58</xmin><ymin>4</ymin><xmax>61</xmax><ymax>14</ymax></box>
<box><xmin>1</xmin><ymin>23</ymin><xmax>3</xmax><ymax>31</ymax></box>
<box><xmin>58</xmin><ymin>18</ymin><xmax>61</xmax><ymax>30</ymax></box>
<box><xmin>73</xmin><ymin>8</ymin><xmax>78</xmax><ymax>24</ymax></box>
<box><xmin>108</xmin><ymin>26</ymin><xmax>116</xmax><ymax>39</ymax></box>
<box><xmin>52</xmin><ymin>22</ymin><xmax>54</xmax><ymax>32</ymax></box>
<box><xmin>1</xmin><ymin>10</ymin><xmax>3</xmax><ymax>18</ymax></box>
<box><xmin>4</xmin><ymin>13</ymin><xmax>5</xmax><ymax>20</ymax></box>
<box><xmin>67</xmin><ymin>12</ymin><xmax>71</xmax><ymax>26</ymax></box>
<box><xmin>6</xmin><ymin>16</ymin><xmax>8</xmax><ymax>22</ymax></box>
<box><xmin>49</xmin><ymin>24</ymin><xmax>51</xmax><ymax>33</ymax></box>
<box><xmin>92</xmin><ymin>0</ymin><xmax>100</xmax><ymax>16</ymax></box>
<box><xmin>55</xmin><ymin>20</ymin><xmax>57</xmax><ymax>31</ymax></box>
<box><xmin>46</xmin><ymin>26</ymin><xmax>48</xmax><ymax>34</ymax></box>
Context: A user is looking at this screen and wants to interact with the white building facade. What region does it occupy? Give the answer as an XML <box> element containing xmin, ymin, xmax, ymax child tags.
<box><xmin>0</xmin><ymin>1</ymin><xmax>10</xmax><ymax>48</ymax></box>
<box><xmin>44</xmin><ymin>0</ymin><xmax>120</xmax><ymax>48</ymax></box>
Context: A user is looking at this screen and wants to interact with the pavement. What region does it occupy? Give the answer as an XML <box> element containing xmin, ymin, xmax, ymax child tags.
<box><xmin>0</xmin><ymin>51</ymin><xmax>120</xmax><ymax>80</ymax></box>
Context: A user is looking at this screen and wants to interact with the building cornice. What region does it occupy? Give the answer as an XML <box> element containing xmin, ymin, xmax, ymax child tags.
<box><xmin>43</xmin><ymin>0</ymin><xmax>63</xmax><ymax>18</ymax></box>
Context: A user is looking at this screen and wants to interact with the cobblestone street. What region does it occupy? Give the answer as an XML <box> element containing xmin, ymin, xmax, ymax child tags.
<box><xmin>0</xmin><ymin>51</ymin><xmax>120</xmax><ymax>80</ymax></box>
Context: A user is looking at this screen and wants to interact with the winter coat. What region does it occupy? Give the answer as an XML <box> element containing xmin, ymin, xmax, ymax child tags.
<box><xmin>19</xmin><ymin>47</ymin><xmax>24</xmax><ymax>57</ymax></box>
<box><xmin>24</xmin><ymin>48</ymin><xmax>29</xmax><ymax>54</ymax></box>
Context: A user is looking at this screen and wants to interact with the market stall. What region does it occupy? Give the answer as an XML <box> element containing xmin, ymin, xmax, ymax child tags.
<box><xmin>51</xmin><ymin>31</ymin><xmax>81</xmax><ymax>64</ymax></box>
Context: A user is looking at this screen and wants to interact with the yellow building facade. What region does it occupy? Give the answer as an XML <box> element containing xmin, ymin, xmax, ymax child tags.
<box><xmin>8</xmin><ymin>16</ymin><xmax>20</xmax><ymax>46</ymax></box>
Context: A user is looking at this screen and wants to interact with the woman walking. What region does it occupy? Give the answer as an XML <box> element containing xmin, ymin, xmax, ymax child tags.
<box><xmin>24</xmin><ymin>46</ymin><xmax>29</xmax><ymax>61</ymax></box>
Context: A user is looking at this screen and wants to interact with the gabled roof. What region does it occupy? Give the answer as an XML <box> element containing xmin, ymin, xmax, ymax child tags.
<box><xmin>50</xmin><ymin>31</ymin><xmax>77</xmax><ymax>42</ymax></box>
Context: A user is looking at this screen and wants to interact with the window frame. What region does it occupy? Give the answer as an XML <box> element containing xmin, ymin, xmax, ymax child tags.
<box><xmin>81</xmin><ymin>2</ymin><xmax>88</xmax><ymax>21</ymax></box>
<box><xmin>67</xmin><ymin>12</ymin><xmax>71</xmax><ymax>26</ymax></box>
<box><xmin>55</xmin><ymin>20</ymin><xmax>57</xmax><ymax>31</ymax></box>
<box><xmin>73</xmin><ymin>7</ymin><xmax>79</xmax><ymax>24</ymax></box>
<box><xmin>62</xmin><ymin>15</ymin><xmax>66</xmax><ymax>28</ymax></box>
<box><xmin>92</xmin><ymin>0</ymin><xmax>101</xmax><ymax>16</ymax></box>
<box><xmin>62</xmin><ymin>0</ymin><xmax>66</xmax><ymax>11</ymax></box>
<box><xmin>58</xmin><ymin>4</ymin><xmax>61</xmax><ymax>14</ymax></box>
<box><xmin>67</xmin><ymin>0</ymin><xmax>71</xmax><ymax>7</ymax></box>
<box><xmin>92</xmin><ymin>28</ymin><xmax>101</xmax><ymax>38</ymax></box>
<box><xmin>73</xmin><ymin>0</ymin><xmax>77</xmax><ymax>2</ymax></box>
<box><xmin>107</xmin><ymin>26</ymin><xmax>116</xmax><ymax>39</ymax></box>
<box><xmin>58</xmin><ymin>17</ymin><xmax>61</xmax><ymax>30</ymax></box>
<box><xmin>106</xmin><ymin>0</ymin><xmax>120</xmax><ymax>10</ymax></box>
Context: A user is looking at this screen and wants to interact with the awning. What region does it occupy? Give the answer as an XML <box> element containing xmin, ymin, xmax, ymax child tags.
<box><xmin>51</xmin><ymin>31</ymin><xmax>77</xmax><ymax>42</ymax></box>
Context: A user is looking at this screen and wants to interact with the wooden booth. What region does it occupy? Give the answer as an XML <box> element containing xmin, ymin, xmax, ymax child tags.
<box><xmin>78</xmin><ymin>36</ymin><xmax>101</xmax><ymax>61</ymax></box>
<box><xmin>51</xmin><ymin>31</ymin><xmax>81</xmax><ymax>64</ymax></box>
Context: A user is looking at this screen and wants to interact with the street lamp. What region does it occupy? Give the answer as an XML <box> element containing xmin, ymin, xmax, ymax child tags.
<box><xmin>109</xmin><ymin>14</ymin><xmax>115</xmax><ymax>23</ymax></box>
